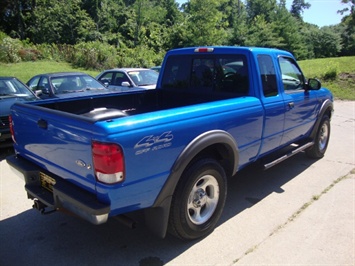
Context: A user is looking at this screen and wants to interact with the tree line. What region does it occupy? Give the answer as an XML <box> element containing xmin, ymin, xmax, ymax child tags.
<box><xmin>0</xmin><ymin>0</ymin><xmax>354</xmax><ymax>69</ymax></box>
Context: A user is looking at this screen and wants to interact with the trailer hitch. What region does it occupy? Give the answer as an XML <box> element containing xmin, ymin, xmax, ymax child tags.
<box><xmin>32</xmin><ymin>199</ymin><xmax>56</xmax><ymax>215</ymax></box>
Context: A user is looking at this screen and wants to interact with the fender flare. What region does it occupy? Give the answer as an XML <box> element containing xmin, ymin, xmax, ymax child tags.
<box><xmin>310</xmin><ymin>99</ymin><xmax>333</xmax><ymax>139</ymax></box>
<box><xmin>145</xmin><ymin>130</ymin><xmax>239</xmax><ymax>238</ymax></box>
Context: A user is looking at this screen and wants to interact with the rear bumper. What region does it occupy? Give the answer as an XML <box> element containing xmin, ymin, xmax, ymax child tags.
<box><xmin>6</xmin><ymin>154</ymin><xmax>110</xmax><ymax>225</ymax></box>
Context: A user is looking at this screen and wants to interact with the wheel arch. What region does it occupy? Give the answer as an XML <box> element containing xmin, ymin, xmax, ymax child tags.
<box><xmin>310</xmin><ymin>99</ymin><xmax>333</xmax><ymax>140</ymax></box>
<box><xmin>144</xmin><ymin>130</ymin><xmax>239</xmax><ymax>238</ymax></box>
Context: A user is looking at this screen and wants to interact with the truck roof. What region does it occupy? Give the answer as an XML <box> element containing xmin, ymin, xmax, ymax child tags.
<box><xmin>166</xmin><ymin>46</ymin><xmax>293</xmax><ymax>57</ymax></box>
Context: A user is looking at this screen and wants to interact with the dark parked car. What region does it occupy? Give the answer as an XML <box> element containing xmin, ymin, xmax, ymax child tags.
<box><xmin>0</xmin><ymin>77</ymin><xmax>39</xmax><ymax>148</ymax></box>
<box><xmin>96</xmin><ymin>68</ymin><xmax>159</xmax><ymax>90</ymax></box>
<box><xmin>27</xmin><ymin>72</ymin><xmax>109</xmax><ymax>99</ymax></box>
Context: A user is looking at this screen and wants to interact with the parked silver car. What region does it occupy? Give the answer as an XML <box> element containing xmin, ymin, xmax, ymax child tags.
<box><xmin>96</xmin><ymin>68</ymin><xmax>159</xmax><ymax>90</ymax></box>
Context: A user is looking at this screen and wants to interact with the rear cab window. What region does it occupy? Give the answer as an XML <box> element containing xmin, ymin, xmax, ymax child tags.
<box><xmin>161</xmin><ymin>53</ymin><xmax>250</xmax><ymax>97</ymax></box>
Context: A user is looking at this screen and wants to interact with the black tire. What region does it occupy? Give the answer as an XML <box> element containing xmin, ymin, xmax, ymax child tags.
<box><xmin>306</xmin><ymin>115</ymin><xmax>330</xmax><ymax>158</ymax></box>
<box><xmin>168</xmin><ymin>158</ymin><xmax>227</xmax><ymax>240</ymax></box>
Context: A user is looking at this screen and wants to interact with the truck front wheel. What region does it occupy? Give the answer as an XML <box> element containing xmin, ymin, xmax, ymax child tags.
<box><xmin>306</xmin><ymin>115</ymin><xmax>330</xmax><ymax>158</ymax></box>
<box><xmin>168</xmin><ymin>159</ymin><xmax>227</xmax><ymax>240</ymax></box>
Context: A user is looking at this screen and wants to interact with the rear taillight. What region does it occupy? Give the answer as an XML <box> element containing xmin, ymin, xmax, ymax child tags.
<box><xmin>92</xmin><ymin>141</ymin><xmax>125</xmax><ymax>184</ymax></box>
<box><xmin>9</xmin><ymin>115</ymin><xmax>16</xmax><ymax>143</ymax></box>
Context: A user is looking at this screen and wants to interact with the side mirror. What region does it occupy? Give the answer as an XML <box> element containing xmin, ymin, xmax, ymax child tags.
<box><xmin>38</xmin><ymin>85</ymin><xmax>50</xmax><ymax>94</ymax></box>
<box><xmin>121</xmin><ymin>81</ymin><xmax>131</xmax><ymax>87</ymax></box>
<box><xmin>307</xmin><ymin>78</ymin><xmax>321</xmax><ymax>90</ymax></box>
<box><xmin>34</xmin><ymin>90</ymin><xmax>43</xmax><ymax>97</ymax></box>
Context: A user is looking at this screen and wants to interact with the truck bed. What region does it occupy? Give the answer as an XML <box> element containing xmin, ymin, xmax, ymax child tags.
<box><xmin>33</xmin><ymin>89</ymin><xmax>245</xmax><ymax>121</ymax></box>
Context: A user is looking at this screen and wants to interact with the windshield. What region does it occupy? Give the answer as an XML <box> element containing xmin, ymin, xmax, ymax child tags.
<box><xmin>0</xmin><ymin>78</ymin><xmax>36</xmax><ymax>98</ymax></box>
<box><xmin>52</xmin><ymin>75</ymin><xmax>106</xmax><ymax>94</ymax></box>
<box><xmin>127</xmin><ymin>70</ymin><xmax>159</xmax><ymax>86</ymax></box>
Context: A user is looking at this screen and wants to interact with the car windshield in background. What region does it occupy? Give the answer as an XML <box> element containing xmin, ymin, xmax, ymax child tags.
<box><xmin>0</xmin><ymin>78</ymin><xmax>36</xmax><ymax>99</ymax></box>
<box><xmin>53</xmin><ymin>75</ymin><xmax>106</xmax><ymax>94</ymax></box>
<box><xmin>127</xmin><ymin>70</ymin><xmax>159</xmax><ymax>86</ymax></box>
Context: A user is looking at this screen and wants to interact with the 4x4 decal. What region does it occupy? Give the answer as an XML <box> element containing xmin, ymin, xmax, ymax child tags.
<box><xmin>134</xmin><ymin>131</ymin><xmax>173</xmax><ymax>155</ymax></box>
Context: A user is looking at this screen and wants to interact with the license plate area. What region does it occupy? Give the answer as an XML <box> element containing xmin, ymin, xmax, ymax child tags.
<box><xmin>40</xmin><ymin>172</ymin><xmax>56</xmax><ymax>192</ymax></box>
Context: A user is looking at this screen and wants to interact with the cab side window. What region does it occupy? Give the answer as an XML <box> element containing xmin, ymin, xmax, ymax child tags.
<box><xmin>278</xmin><ymin>57</ymin><xmax>304</xmax><ymax>92</ymax></box>
<box><xmin>114</xmin><ymin>72</ymin><xmax>130</xmax><ymax>86</ymax></box>
<box><xmin>27</xmin><ymin>76</ymin><xmax>40</xmax><ymax>90</ymax></box>
<box><xmin>257</xmin><ymin>55</ymin><xmax>278</xmax><ymax>97</ymax></box>
<box><xmin>38</xmin><ymin>77</ymin><xmax>50</xmax><ymax>93</ymax></box>
<box><xmin>39</xmin><ymin>77</ymin><xmax>49</xmax><ymax>88</ymax></box>
<box><xmin>98</xmin><ymin>72</ymin><xmax>113</xmax><ymax>85</ymax></box>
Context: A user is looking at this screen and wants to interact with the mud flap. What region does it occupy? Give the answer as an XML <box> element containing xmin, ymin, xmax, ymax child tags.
<box><xmin>144</xmin><ymin>196</ymin><xmax>172</xmax><ymax>238</ymax></box>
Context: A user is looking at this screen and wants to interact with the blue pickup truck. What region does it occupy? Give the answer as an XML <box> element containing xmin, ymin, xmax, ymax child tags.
<box><xmin>7</xmin><ymin>46</ymin><xmax>333</xmax><ymax>240</ymax></box>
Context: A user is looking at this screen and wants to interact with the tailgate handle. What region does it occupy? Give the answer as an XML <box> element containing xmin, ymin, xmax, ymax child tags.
<box><xmin>37</xmin><ymin>119</ymin><xmax>48</xmax><ymax>129</ymax></box>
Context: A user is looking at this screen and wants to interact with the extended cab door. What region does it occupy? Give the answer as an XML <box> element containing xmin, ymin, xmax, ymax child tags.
<box><xmin>278</xmin><ymin>57</ymin><xmax>319</xmax><ymax>145</ymax></box>
<box><xmin>256</xmin><ymin>54</ymin><xmax>286</xmax><ymax>156</ymax></box>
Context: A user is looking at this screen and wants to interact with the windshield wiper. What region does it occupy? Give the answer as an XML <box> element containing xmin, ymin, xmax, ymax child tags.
<box><xmin>138</xmin><ymin>83</ymin><xmax>154</xmax><ymax>86</ymax></box>
<box><xmin>283</xmin><ymin>78</ymin><xmax>299</xmax><ymax>82</ymax></box>
<box><xmin>60</xmin><ymin>90</ymin><xmax>85</xmax><ymax>93</ymax></box>
<box><xmin>85</xmin><ymin>87</ymin><xmax>104</xmax><ymax>91</ymax></box>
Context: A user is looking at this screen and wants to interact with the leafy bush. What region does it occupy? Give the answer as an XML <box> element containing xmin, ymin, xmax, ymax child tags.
<box><xmin>35</xmin><ymin>43</ymin><xmax>62</xmax><ymax>61</ymax></box>
<box><xmin>0</xmin><ymin>32</ymin><xmax>77</xmax><ymax>63</ymax></box>
<box><xmin>72</xmin><ymin>41</ymin><xmax>119</xmax><ymax>69</ymax></box>
<box><xmin>322</xmin><ymin>68</ymin><xmax>338</xmax><ymax>81</ymax></box>
<box><xmin>117</xmin><ymin>45</ymin><xmax>164</xmax><ymax>68</ymax></box>
<box><xmin>0</xmin><ymin>33</ymin><xmax>44</xmax><ymax>62</ymax></box>
<box><xmin>322</xmin><ymin>63</ymin><xmax>339</xmax><ymax>81</ymax></box>
<box><xmin>18</xmin><ymin>48</ymin><xmax>42</xmax><ymax>61</ymax></box>
<box><xmin>0</xmin><ymin>35</ymin><xmax>22</xmax><ymax>63</ymax></box>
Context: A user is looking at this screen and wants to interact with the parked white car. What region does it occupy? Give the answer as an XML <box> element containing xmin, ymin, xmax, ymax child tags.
<box><xmin>96</xmin><ymin>68</ymin><xmax>159</xmax><ymax>90</ymax></box>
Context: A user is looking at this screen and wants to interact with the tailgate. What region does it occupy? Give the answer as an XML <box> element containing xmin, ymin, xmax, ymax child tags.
<box><xmin>11</xmin><ymin>103</ymin><xmax>98</xmax><ymax>193</ymax></box>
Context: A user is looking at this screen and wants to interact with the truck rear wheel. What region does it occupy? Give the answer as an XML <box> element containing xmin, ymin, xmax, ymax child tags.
<box><xmin>168</xmin><ymin>158</ymin><xmax>227</xmax><ymax>240</ymax></box>
<box><xmin>306</xmin><ymin>115</ymin><xmax>330</xmax><ymax>158</ymax></box>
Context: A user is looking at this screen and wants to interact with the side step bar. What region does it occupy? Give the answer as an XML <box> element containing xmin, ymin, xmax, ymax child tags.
<box><xmin>263</xmin><ymin>142</ymin><xmax>314</xmax><ymax>170</ymax></box>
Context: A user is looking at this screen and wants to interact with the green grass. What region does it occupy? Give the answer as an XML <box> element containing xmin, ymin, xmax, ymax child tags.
<box><xmin>1</xmin><ymin>56</ymin><xmax>354</xmax><ymax>100</ymax></box>
<box><xmin>0</xmin><ymin>61</ymin><xmax>100</xmax><ymax>83</ymax></box>
<box><xmin>299</xmin><ymin>56</ymin><xmax>355</xmax><ymax>100</ymax></box>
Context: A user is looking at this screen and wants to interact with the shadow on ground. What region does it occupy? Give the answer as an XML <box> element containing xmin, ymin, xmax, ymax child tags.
<box><xmin>0</xmin><ymin>146</ymin><xmax>14</xmax><ymax>161</ymax></box>
<box><xmin>0</xmin><ymin>151</ymin><xmax>316</xmax><ymax>266</ymax></box>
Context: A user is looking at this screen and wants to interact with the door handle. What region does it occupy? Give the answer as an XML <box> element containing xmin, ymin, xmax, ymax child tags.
<box><xmin>288</xmin><ymin>102</ymin><xmax>295</xmax><ymax>109</ymax></box>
